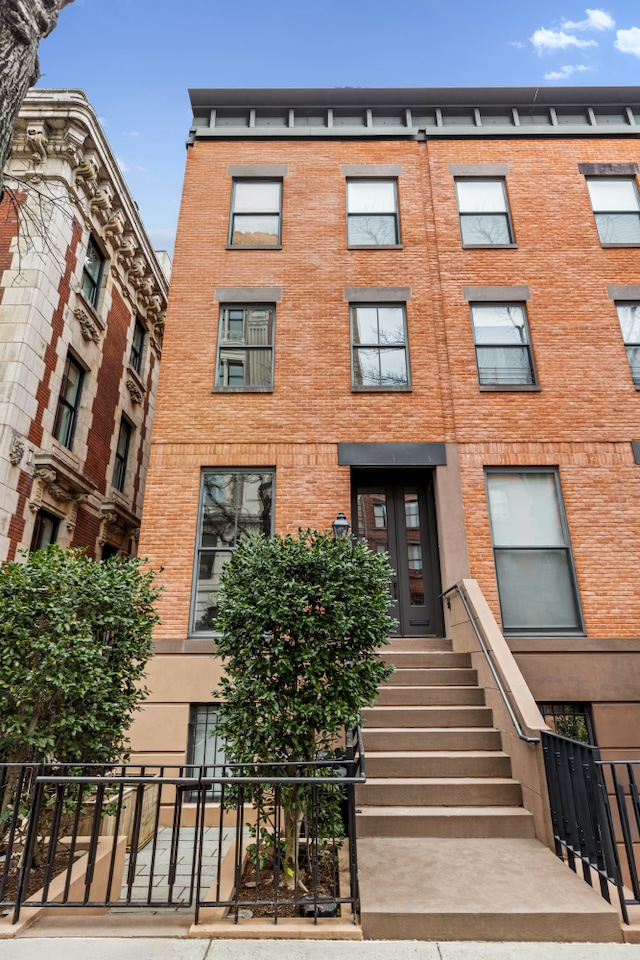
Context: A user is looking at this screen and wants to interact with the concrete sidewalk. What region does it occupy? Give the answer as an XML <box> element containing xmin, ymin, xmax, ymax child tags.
<box><xmin>0</xmin><ymin>940</ymin><xmax>639</xmax><ymax>960</ymax></box>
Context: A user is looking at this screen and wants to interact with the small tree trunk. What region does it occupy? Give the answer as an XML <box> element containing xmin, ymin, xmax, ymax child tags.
<box><xmin>0</xmin><ymin>0</ymin><xmax>75</xmax><ymax>197</ymax></box>
<box><xmin>283</xmin><ymin>793</ymin><xmax>305</xmax><ymax>891</ymax></box>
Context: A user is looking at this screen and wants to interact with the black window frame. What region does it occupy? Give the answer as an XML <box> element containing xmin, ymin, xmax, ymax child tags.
<box><xmin>81</xmin><ymin>235</ymin><xmax>105</xmax><ymax>308</ymax></box>
<box><xmin>53</xmin><ymin>353</ymin><xmax>84</xmax><ymax>450</ymax></box>
<box><xmin>586</xmin><ymin>176</ymin><xmax>640</xmax><ymax>247</ymax></box>
<box><xmin>113</xmin><ymin>417</ymin><xmax>132</xmax><ymax>493</ymax></box>
<box><xmin>130</xmin><ymin>318</ymin><xmax>145</xmax><ymax>375</ymax></box>
<box><xmin>186</xmin><ymin>703</ymin><xmax>227</xmax><ymax>800</ymax></box>
<box><xmin>470</xmin><ymin>302</ymin><xmax>537</xmax><ymax>388</ymax></box>
<box><xmin>614</xmin><ymin>301</ymin><xmax>640</xmax><ymax>385</ymax></box>
<box><xmin>31</xmin><ymin>510</ymin><xmax>60</xmax><ymax>552</ymax></box>
<box><xmin>350</xmin><ymin>302</ymin><xmax>411</xmax><ymax>392</ymax></box>
<box><xmin>228</xmin><ymin>178</ymin><xmax>283</xmax><ymax>249</ymax></box>
<box><xmin>214</xmin><ymin>304</ymin><xmax>275</xmax><ymax>391</ymax></box>
<box><xmin>346</xmin><ymin>178</ymin><xmax>401</xmax><ymax>248</ymax></box>
<box><xmin>455</xmin><ymin>177</ymin><xmax>515</xmax><ymax>247</ymax></box>
<box><xmin>485</xmin><ymin>467</ymin><xmax>585</xmax><ymax>637</ymax></box>
<box><xmin>538</xmin><ymin>702</ymin><xmax>595</xmax><ymax>745</ymax></box>
<box><xmin>191</xmin><ymin>468</ymin><xmax>275</xmax><ymax>635</ymax></box>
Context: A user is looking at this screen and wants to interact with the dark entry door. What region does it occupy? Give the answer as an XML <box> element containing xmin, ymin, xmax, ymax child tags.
<box><xmin>352</xmin><ymin>471</ymin><xmax>443</xmax><ymax>637</ymax></box>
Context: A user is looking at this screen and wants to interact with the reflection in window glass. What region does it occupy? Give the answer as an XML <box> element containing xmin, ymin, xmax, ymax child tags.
<box><xmin>230</xmin><ymin>180</ymin><xmax>282</xmax><ymax>246</ymax></box>
<box><xmin>187</xmin><ymin>705</ymin><xmax>227</xmax><ymax>798</ymax></box>
<box><xmin>586</xmin><ymin>178</ymin><xmax>640</xmax><ymax>244</ymax></box>
<box><xmin>193</xmin><ymin>471</ymin><xmax>274</xmax><ymax>632</ymax></box>
<box><xmin>53</xmin><ymin>355</ymin><xmax>83</xmax><ymax>449</ymax></box>
<box><xmin>351</xmin><ymin>305</ymin><xmax>409</xmax><ymax>387</ymax></box>
<box><xmin>347</xmin><ymin>179</ymin><xmax>399</xmax><ymax>246</ymax></box>
<box><xmin>486</xmin><ymin>471</ymin><xmax>582</xmax><ymax>633</ymax></box>
<box><xmin>456</xmin><ymin>179</ymin><xmax>513</xmax><ymax>245</ymax></box>
<box><xmin>616</xmin><ymin>302</ymin><xmax>640</xmax><ymax>384</ymax></box>
<box><xmin>81</xmin><ymin>236</ymin><xmax>104</xmax><ymax>306</ymax></box>
<box><xmin>217</xmin><ymin>306</ymin><xmax>274</xmax><ymax>387</ymax></box>
<box><xmin>471</xmin><ymin>304</ymin><xmax>536</xmax><ymax>386</ymax></box>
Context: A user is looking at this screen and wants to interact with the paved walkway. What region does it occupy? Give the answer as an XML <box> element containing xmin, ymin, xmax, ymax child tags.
<box><xmin>2</xmin><ymin>939</ymin><xmax>640</xmax><ymax>959</ymax></box>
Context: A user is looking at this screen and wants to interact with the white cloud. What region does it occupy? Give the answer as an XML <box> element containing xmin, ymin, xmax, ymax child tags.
<box><xmin>122</xmin><ymin>130</ymin><xmax>140</xmax><ymax>137</ymax></box>
<box><xmin>615</xmin><ymin>26</ymin><xmax>640</xmax><ymax>56</ymax></box>
<box><xmin>544</xmin><ymin>64</ymin><xmax>591</xmax><ymax>79</ymax></box>
<box><xmin>116</xmin><ymin>155</ymin><xmax>129</xmax><ymax>173</ymax></box>
<box><xmin>562</xmin><ymin>9</ymin><xmax>615</xmax><ymax>31</ymax></box>
<box><xmin>530</xmin><ymin>27</ymin><xmax>597</xmax><ymax>52</ymax></box>
<box><xmin>509</xmin><ymin>40</ymin><xmax>525</xmax><ymax>49</ymax></box>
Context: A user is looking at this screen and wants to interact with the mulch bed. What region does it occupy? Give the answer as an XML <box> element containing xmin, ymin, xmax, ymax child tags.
<box><xmin>2</xmin><ymin>852</ymin><xmax>78</xmax><ymax>903</ymax></box>
<box><xmin>233</xmin><ymin>849</ymin><xmax>340</xmax><ymax>919</ymax></box>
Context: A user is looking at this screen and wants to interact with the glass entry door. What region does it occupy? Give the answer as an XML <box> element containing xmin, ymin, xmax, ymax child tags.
<box><xmin>352</xmin><ymin>471</ymin><xmax>443</xmax><ymax>637</ymax></box>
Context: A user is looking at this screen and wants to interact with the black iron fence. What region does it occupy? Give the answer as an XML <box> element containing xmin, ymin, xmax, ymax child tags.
<box><xmin>0</xmin><ymin>727</ymin><xmax>364</xmax><ymax>926</ymax></box>
<box><xmin>541</xmin><ymin>730</ymin><xmax>640</xmax><ymax>924</ymax></box>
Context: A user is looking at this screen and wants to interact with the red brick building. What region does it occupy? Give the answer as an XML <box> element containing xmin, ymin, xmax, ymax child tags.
<box><xmin>0</xmin><ymin>90</ymin><xmax>169</xmax><ymax>561</ymax></box>
<box><xmin>134</xmin><ymin>85</ymin><xmax>640</xmax><ymax>768</ymax></box>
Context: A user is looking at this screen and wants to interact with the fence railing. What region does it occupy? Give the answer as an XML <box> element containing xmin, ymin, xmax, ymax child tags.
<box><xmin>541</xmin><ymin>730</ymin><xmax>637</xmax><ymax>924</ymax></box>
<box><xmin>0</xmin><ymin>728</ymin><xmax>364</xmax><ymax>926</ymax></box>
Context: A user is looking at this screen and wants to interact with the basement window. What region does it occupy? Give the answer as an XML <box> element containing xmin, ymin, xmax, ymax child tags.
<box><xmin>538</xmin><ymin>703</ymin><xmax>594</xmax><ymax>745</ymax></box>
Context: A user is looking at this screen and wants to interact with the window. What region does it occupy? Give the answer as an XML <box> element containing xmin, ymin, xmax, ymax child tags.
<box><xmin>53</xmin><ymin>354</ymin><xmax>83</xmax><ymax>449</ymax></box>
<box><xmin>31</xmin><ymin>510</ymin><xmax>59</xmax><ymax>551</ymax></box>
<box><xmin>113</xmin><ymin>418</ymin><xmax>131</xmax><ymax>492</ymax></box>
<box><xmin>351</xmin><ymin>304</ymin><xmax>410</xmax><ymax>389</ymax></box>
<box><xmin>486</xmin><ymin>469</ymin><xmax>583</xmax><ymax>634</ymax></box>
<box><xmin>471</xmin><ymin>303</ymin><xmax>536</xmax><ymax>386</ymax></box>
<box><xmin>347</xmin><ymin>179</ymin><xmax>399</xmax><ymax>246</ymax></box>
<box><xmin>216</xmin><ymin>306</ymin><xmax>274</xmax><ymax>388</ymax></box>
<box><xmin>187</xmin><ymin>704</ymin><xmax>227</xmax><ymax>799</ymax></box>
<box><xmin>130</xmin><ymin>318</ymin><xmax>145</xmax><ymax>375</ymax></box>
<box><xmin>81</xmin><ymin>235</ymin><xmax>104</xmax><ymax>307</ymax></box>
<box><xmin>615</xmin><ymin>302</ymin><xmax>640</xmax><ymax>384</ymax></box>
<box><xmin>538</xmin><ymin>702</ymin><xmax>594</xmax><ymax>745</ymax></box>
<box><xmin>455</xmin><ymin>179</ymin><xmax>514</xmax><ymax>245</ymax></box>
<box><xmin>192</xmin><ymin>470</ymin><xmax>274</xmax><ymax>633</ymax></box>
<box><xmin>229</xmin><ymin>180</ymin><xmax>281</xmax><ymax>247</ymax></box>
<box><xmin>586</xmin><ymin>178</ymin><xmax>640</xmax><ymax>244</ymax></box>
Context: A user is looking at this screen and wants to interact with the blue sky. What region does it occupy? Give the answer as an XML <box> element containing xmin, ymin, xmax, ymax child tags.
<box><xmin>38</xmin><ymin>2</ymin><xmax>640</xmax><ymax>255</ymax></box>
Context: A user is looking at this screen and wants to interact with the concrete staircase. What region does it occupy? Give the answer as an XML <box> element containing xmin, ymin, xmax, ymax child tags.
<box><xmin>356</xmin><ymin>636</ymin><xmax>622</xmax><ymax>942</ymax></box>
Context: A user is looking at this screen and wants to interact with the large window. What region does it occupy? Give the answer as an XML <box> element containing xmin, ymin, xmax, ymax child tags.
<box><xmin>455</xmin><ymin>179</ymin><xmax>514</xmax><ymax>246</ymax></box>
<box><xmin>586</xmin><ymin>178</ymin><xmax>640</xmax><ymax>245</ymax></box>
<box><xmin>615</xmin><ymin>302</ymin><xmax>640</xmax><ymax>384</ymax></box>
<box><xmin>187</xmin><ymin>704</ymin><xmax>227</xmax><ymax>799</ymax></box>
<box><xmin>192</xmin><ymin>470</ymin><xmax>274</xmax><ymax>633</ymax></box>
<box><xmin>471</xmin><ymin>303</ymin><xmax>536</xmax><ymax>386</ymax></box>
<box><xmin>486</xmin><ymin>470</ymin><xmax>583</xmax><ymax>634</ymax></box>
<box><xmin>216</xmin><ymin>305</ymin><xmax>274</xmax><ymax>388</ymax></box>
<box><xmin>81</xmin><ymin>235</ymin><xmax>104</xmax><ymax>307</ymax></box>
<box><xmin>53</xmin><ymin>354</ymin><xmax>83</xmax><ymax>449</ymax></box>
<box><xmin>229</xmin><ymin>180</ymin><xmax>281</xmax><ymax>247</ymax></box>
<box><xmin>351</xmin><ymin>304</ymin><xmax>410</xmax><ymax>389</ymax></box>
<box><xmin>347</xmin><ymin>179</ymin><xmax>399</xmax><ymax>246</ymax></box>
<box><xmin>130</xmin><ymin>318</ymin><xmax>145</xmax><ymax>375</ymax></box>
<box><xmin>113</xmin><ymin>418</ymin><xmax>132</xmax><ymax>493</ymax></box>
<box><xmin>31</xmin><ymin>510</ymin><xmax>59</xmax><ymax>551</ymax></box>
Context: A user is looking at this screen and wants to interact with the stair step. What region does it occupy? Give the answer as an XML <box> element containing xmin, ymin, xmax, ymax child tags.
<box><xmin>361</xmin><ymin>727</ymin><xmax>502</xmax><ymax>751</ymax></box>
<box><xmin>383</xmin><ymin>637</ymin><xmax>453</xmax><ymax>652</ymax></box>
<box><xmin>355</xmin><ymin>805</ymin><xmax>536</xmax><ymax>839</ymax></box>
<box><xmin>357</xmin><ymin>777</ymin><xmax>523</xmax><ymax>807</ymax></box>
<box><xmin>379</xmin><ymin>650</ymin><xmax>468</xmax><ymax>668</ymax></box>
<box><xmin>384</xmin><ymin>667</ymin><xmax>477</xmax><ymax>686</ymax></box>
<box><xmin>375</xmin><ymin>685</ymin><xmax>485</xmax><ymax>706</ymax></box>
<box><xmin>362</xmin><ymin>705</ymin><xmax>494</xmax><ymax>728</ymax></box>
<box><xmin>358</xmin><ymin>837</ymin><xmax>622</xmax><ymax>942</ymax></box>
<box><xmin>365</xmin><ymin>750</ymin><xmax>512</xmax><ymax>779</ymax></box>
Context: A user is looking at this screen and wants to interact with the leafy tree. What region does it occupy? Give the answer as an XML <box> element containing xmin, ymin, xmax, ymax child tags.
<box><xmin>0</xmin><ymin>1</ymin><xmax>75</xmax><ymax>199</ymax></box>
<box><xmin>0</xmin><ymin>546</ymin><xmax>161</xmax><ymax>765</ymax></box>
<box><xmin>214</xmin><ymin>529</ymin><xmax>394</xmax><ymax>888</ymax></box>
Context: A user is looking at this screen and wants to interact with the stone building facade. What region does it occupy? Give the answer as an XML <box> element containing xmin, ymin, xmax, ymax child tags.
<box><xmin>133</xmin><ymin>85</ymin><xmax>640</xmax><ymax>768</ymax></box>
<box><xmin>0</xmin><ymin>89</ymin><xmax>169</xmax><ymax>561</ymax></box>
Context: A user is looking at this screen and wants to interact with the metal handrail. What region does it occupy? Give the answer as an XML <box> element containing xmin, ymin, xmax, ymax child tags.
<box><xmin>441</xmin><ymin>582</ymin><xmax>539</xmax><ymax>744</ymax></box>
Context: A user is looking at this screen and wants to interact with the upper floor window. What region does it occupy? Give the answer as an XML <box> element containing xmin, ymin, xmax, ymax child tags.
<box><xmin>347</xmin><ymin>179</ymin><xmax>400</xmax><ymax>247</ymax></box>
<box><xmin>455</xmin><ymin>179</ymin><xmax>514</xmax><ymax>246</ymax></box>
<box><xmin>486</xmin><ymin>469</ymin><xmax>583</xmax><ymax>635</ymax></box>
<box><xmin>53</xmin><ymin>354</ymin><xmax>83</xmax><ymax>449</ymax></box>
<box><xmin>615</xmin><ymin>302</ymin><xmax>640</xmax><ymax>384</ymax></box>
<box><xmin>31</xmin><ymin>510</ymin><xmax>59</xmax><ymax>551</ymax></box>
<box><xmin>471</xmin><ymin>303</ymin><xmax>536</xmax><ymax>386</ymax></box>
<box><xmin>586</xmin><ymin>178</ymin><xmax>640</xmax><ymax>245</ymax></box>
<box><xmin>113</xmin><ymin>418</ymin><xmax>132</xmax><ymax>493</ymax></box>
<box><xmin>229</xmin><ymin>180</ymin><xmax>281</xmax><ymax>247</ymax></box>
<box><xmin>351</xmin><ymin>304</ymin><xmax>410</xmax><ymax>389</ymax></box>
<box><xmin>81</xmin><ymin>235</ymin><xmax>104</xmax><ymax>307</ymax></box>
<box><xmin>216</xmin><ymin>305</ymin><xmax>274</xmax><ymax>389</ymax></box>
<box><xmin>130</xmin><ymin>318</ymin><xmax>145</xmax><ymax>375</ymax></box>
<box><xmin>192</xmin><ymin>470</ymin><xmax>274</xmax><ymax>633</ymax></box>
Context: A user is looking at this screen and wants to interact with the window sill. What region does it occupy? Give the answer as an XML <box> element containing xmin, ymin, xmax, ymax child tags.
<box><xmin>74</xmin><ymin>287</ymin><xmax>106</xmax><ymax>329</ymax></box>
<box><xmin>600</xmin><ymin>243</ymin><xmax>640</xmax><ymax>248</ymax></box>
<box><xmin>347</xmin><ymin>244</ymin><xmax>404</xmax><ymax>251</ymax></box>
<box><xmin>479</xmin><ymin>384</ymin><xmax>541</xmax><ymax>392</ymax></box>
<box><xmin>212</xmin><ymin>386</ymin><xmax>273</xmax><ymax>393</ymax></box>
<box><xmin>504</xmin><ymin>630</ymin><xmax>586</xmax><ymax>639</ymax></box>
<box><xmin>225</xmin><ymin>244</ymin><xmax>282</xmax><ymax>251</ymax></box>
<box><xmin>462</xmin><ymin>243</ymin><xmax>518</xmax><ymax>250</ymax></box>
<box><xmin>351</xmin><ymin>385</ymin><xmax>412</xmax><ymax>393</ymax></box>
<box><xmin>127</xmin><ymin>364</ymin><xmax>145</xmax><ymax>391</ymax></box>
